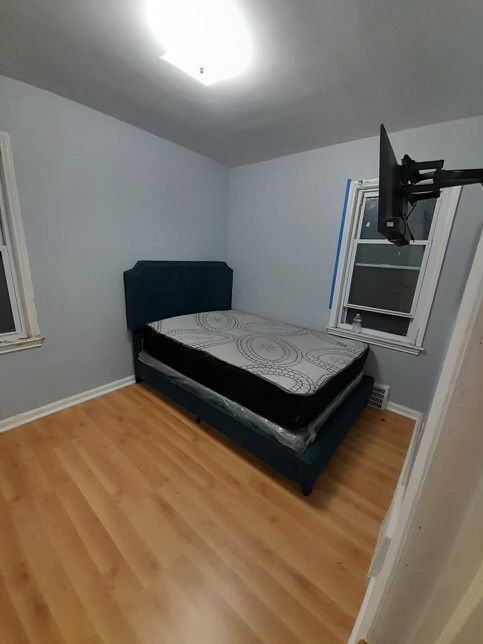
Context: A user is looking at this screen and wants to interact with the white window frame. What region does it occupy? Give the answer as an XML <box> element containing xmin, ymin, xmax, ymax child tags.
<box><xmin>328</xmin><ymin>179</ymin><xmax>461</xmax><ymax>355</ymax></box>
<box><xmin>0</xmin><ymin>131</ymin><xmax>42</xmax><ymax>355</ymax></box>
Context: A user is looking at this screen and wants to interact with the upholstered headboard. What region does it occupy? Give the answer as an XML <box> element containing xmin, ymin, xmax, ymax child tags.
<box><xmin>123</xmin><ymin>261</ymin><xmax>233</xmax><ymax>333</ymax></box>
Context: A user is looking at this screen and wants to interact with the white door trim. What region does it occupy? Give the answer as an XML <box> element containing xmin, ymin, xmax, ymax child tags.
<box><xmin>349</xmin><ymin>225</ymin><xmax>483</xmax><ymax>643</ymax></box>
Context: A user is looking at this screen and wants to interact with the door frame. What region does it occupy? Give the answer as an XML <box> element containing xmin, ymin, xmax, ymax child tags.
<box><xmin>349</xmin><ymin>225</ymin><xmax>483</xmax><ymax>642</ymax></box>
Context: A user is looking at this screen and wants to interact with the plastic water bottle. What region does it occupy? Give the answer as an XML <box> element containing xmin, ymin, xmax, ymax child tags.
<box><xmin>352</xmin><ymin>313</ymin><xmax>362</xmax><ymax>333</ymax></box>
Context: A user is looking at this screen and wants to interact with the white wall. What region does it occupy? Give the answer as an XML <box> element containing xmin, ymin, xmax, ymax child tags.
<box><xmin>0</xmin><ymin>75</ymin><xmax>228</xmax><ymax>420</ymax></box>
<box><xmin>226</xmin><ymin>116</ymin><xmax>483</xmax><ymax>412</ymax></box>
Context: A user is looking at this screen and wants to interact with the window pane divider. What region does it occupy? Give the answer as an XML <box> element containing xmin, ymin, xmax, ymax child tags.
<box><xmin>353</xmin><ymin>262</ymin><xmax>421</xmax><ymax>271</ymax></box>
<box><xmin>354</xmin><ymin>239</ymin><xmax>429</xmax><ymax>246</ymax></box>
<box><xmin>343</xmin><ymin>302</ymin><xmax>414</xmax><ymax>318</ymax></box>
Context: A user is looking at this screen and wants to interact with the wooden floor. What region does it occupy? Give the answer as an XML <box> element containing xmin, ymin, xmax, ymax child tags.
<box><xmin>0</xmin><ymin>384</ymin><xmax>413</xmax><ymax>644</ymax></box>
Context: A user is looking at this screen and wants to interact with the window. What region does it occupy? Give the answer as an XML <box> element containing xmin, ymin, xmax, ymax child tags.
<box><xmin>328</xmin><ymin>179</ymin><xmax>461</xmax><ymax>354</ymax></box>
<box><xmin>0</xmin><ymin>132</ymin><xmax>42</xmax><ymax>354</ymax></box>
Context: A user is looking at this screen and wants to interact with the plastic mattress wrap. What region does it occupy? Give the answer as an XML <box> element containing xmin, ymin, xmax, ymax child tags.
<box><xmin>139</xmin><ymin>351</ymin><xmax>363</xmax><ymax>454</ymax></box>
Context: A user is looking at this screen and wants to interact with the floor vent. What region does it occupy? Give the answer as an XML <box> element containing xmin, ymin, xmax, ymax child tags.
<box><xmin>369</xmin><ymin>382</ymin><xmax>390</xmax><ymax>410</ymax></box>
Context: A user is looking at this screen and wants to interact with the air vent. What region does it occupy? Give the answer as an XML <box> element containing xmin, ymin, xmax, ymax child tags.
<box><xmin>369</xmin><ymin>382</ymin><xmax>390</xmax><ymax>410</ymax></box>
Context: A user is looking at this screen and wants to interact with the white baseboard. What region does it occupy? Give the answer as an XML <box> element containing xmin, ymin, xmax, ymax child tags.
<box><xmin>386</xmin><ymin>401</ymin><xmax>423</xmax><ymax>422</ymax></box>
<box><xmin>0</xmin><ymin>376</ymin><xmax>136</xmax><ymax>434</ymax></box>
<box><xmin>0</xmin><ymin>375</ymin><xmax>423</xmax><ymax>433</ymax></box>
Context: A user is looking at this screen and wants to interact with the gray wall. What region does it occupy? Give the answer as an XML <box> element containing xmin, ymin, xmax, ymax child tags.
<box><xmin>0</xmin><ymin>75</ymin><xmax>228</xmax><ymax>420</ymax></box>
<box><xmin>227</xmin><ymin>116</ymin><xmax>483</xmax><ymax>412</ymax></box>
<box><xmin>1</xmin><ymin>70</ymin><xmax>481</xmax><ymax>420</ymax></box>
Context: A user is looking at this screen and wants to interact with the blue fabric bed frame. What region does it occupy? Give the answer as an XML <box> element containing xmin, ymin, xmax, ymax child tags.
<box><xmin>123</xmin><ymin>260</ymin><xmax>373</xmax><ymax>495</ymax></box>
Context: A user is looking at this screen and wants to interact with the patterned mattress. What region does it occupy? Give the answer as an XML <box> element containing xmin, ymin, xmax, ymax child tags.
<box><xmin>143</xmin><ymin>310</ymin><xmax>368</xmax><ymax>430</ymax></box>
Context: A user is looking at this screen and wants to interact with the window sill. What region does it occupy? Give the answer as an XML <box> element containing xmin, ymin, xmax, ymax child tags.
<box><xmin>0</xmin><ymin>336</ymin><xmax>44</xmax><ymax>355</ymax></box>
<box><xmin>327</xmin><ymin>327</ymin><xmax>423</xmax><ymax>355</ymax></box>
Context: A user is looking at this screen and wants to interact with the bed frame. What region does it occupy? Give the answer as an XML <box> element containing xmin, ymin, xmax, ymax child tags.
<box><xmin>123</xmin><ymin>260</ymin><xmax>373</xmax><ymax>495</ymax></box>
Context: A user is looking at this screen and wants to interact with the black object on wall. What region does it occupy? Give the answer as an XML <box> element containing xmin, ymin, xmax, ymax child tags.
<box><xmin>378</xmin><ymin>123</ymin><xmax>483</xmax><ymax>246</ymax></box>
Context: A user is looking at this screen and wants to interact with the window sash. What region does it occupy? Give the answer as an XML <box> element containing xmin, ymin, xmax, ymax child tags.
<box><xmin>328</xmin><ymin>180</ymin><xmax>460</xmax><ymax>352</ymax></box>
<box><xmin>352</xmin><ymin>263</ymin><xmax>421</xmax><ymax>271</ymax></box>
<box><xmin>344</xmin><ymin>244</ymin><xmax>424</xmax><ymax>318</ymax></box>
<box><xmin>0</xmin><ymin>135</ymin><xmax>33</xmax><ymax>344</ymax></box>
<box><xmin>342</xmin><ymin>190</ymin><xmax>441</xmax><ymax>342</ymax></box>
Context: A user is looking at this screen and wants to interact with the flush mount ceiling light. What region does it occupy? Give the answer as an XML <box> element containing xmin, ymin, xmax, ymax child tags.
<box><xmin>147</xmin><ymin>0</ymin><xmax>252</xmax><ymax>86</ymax></box>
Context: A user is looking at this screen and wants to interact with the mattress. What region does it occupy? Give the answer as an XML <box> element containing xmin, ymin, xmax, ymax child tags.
<box><xmin>143</xmin><ymin>310</ymin><xmax>368</xmax><ymax>430</ymax></box>
<box><xmin>139</xmin><ymin>351</ymin><xmax>363</xmax><ymax>452</ymax></box>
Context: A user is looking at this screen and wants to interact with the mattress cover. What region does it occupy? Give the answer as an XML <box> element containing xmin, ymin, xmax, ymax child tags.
<box><xmin>143</xmin><ymin>310</ymin><xmax>368</xmax><ymax>430</ymax></box>
<box><xmin>139</xmin><ymin>350</ymin><xmax>363</xmax><ymax>453</ymax></box>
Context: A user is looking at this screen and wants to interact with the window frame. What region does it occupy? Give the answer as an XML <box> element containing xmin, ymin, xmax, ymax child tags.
<box><xmin>0</xmin><ymin>131</ymin><xmax>42</xmax><ymax>355</ymax></box>
<box><xmin>328</xmin><ymin>179</ymin><xmax>462</xmax><ymax>355</ymax></box>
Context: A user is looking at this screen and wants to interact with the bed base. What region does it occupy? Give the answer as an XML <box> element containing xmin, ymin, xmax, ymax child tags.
<box><xmin>124</xmin><ymin>261</ymin><xmax>373</xmax><ymax>496</ymax></box>
<box><xmin>134</xmin><ymin>348</ymin><xmax>372</xmax><ymax>495</ymax></box>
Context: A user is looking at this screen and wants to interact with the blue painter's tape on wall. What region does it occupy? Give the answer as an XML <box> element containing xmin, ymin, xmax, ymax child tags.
<box><xmin>329</xmin><ymin>179</ymin><xmax>351</xmax><ymax>310</ymax></box>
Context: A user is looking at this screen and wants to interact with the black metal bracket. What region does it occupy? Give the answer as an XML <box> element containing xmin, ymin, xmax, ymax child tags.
<box><xmin>398</xmin><ymin>154</ymin><xmax>483</xmax><ymax>205</ymax></box>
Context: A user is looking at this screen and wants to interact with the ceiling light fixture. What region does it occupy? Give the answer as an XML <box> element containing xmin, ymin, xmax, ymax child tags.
<box><xmin>147</xmin><ymin>0</ymin><xmax>252</xmax><ymax>86</ymax></box>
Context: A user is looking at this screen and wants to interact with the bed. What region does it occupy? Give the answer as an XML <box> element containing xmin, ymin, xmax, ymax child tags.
<box><xmin>124</xmin><ymin>260</ymin><xmax>373</xmax><ymax>495</ymax></box>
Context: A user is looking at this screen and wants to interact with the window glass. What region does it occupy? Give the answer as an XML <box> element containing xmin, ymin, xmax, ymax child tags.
<box><xmin>348</xmin><ymin>265</ymin><xmax>419</xmax><ymax>313</ymax></box>
<box><xmin>359</xmin><ymin>197</ymin><xmax>383</xmax><ymax>239</ymax></box>
<box><xmin>408</xmin><ymin>199</ymin><xmax>437</xmax><ymax>240</ymax></box>
<box><xmin>354</xmin><ymin>243</ymin><xmax>425</xmax><ymax>268</ymax></box>
<box><xmin>345</xmin><ymin>308</ymin><xmax>410</xmax><ymax>336</ymax></box>
<box><xmin>0</xmin><ymin>254</ymin><xmax>15</xmax><ymax>333</ymax></box>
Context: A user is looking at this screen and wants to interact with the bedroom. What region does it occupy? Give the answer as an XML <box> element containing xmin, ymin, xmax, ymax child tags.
<box><xmin>0</xmin><ymin>1</ymin><xmax>482</xmax><ymax>643</ymax></box>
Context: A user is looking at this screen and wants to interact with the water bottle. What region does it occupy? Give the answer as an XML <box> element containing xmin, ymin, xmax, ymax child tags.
<box><xmin>352</xmin><ymin>313</ymin><xmax>362</xmax><ymax>333</ymax></box>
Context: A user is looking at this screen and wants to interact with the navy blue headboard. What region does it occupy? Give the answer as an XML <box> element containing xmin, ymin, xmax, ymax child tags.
<box><xmin>123</xmin><ymin>261</ymin><xmax>233</xmax><ymax>332</ymax></box>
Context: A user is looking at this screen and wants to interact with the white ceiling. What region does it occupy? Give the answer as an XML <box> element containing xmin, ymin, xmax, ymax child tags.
<box><xmin>1</xmin><ymin>0</ymin><xmax>482</xmax><ymax>166</ymax></box>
